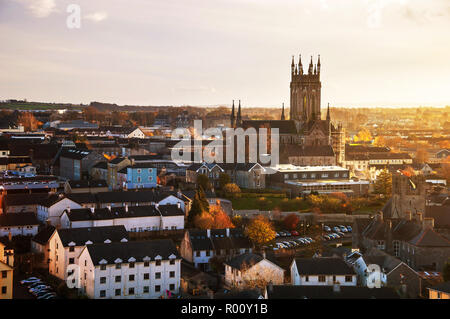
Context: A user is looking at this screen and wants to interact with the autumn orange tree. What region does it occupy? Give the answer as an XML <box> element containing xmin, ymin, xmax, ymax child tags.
<box><xmin>283</xmin><ymin>213</ymin><xmax>300</xmax><ymax>231</ymax></box>
<box><xmin>244</xmin><ymin>215</ymin><xmax>276</xmax><ymax>247</ymax></box>
<box><xmin>18</xmin><ymin>112</ymin><xmax>40</xmax><ymax>131</ymax></box>
<box><xmin>193</xmin><ymin>200</ymin><xmax>234</xmax><ymax>229</ymax></box>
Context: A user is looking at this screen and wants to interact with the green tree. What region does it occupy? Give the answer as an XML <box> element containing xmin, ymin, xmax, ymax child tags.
<box><xmin>197</xmin><ymin>174</ymin><xmax>210</xmax><ymax>191</ymax></box>
<box><xmin>187</xmin><ymin>186</ymin><xmax>210</xmax><ymax>225</ymax></box>
<box><xmin>374</xmin><ymin>169</ymin><xmax>392</xmax><ymax>197</ymax></box>
<box><xmin>218</xmin><ymin>173</ymin><xmax>231</xmax><ymax>189</ymax></box>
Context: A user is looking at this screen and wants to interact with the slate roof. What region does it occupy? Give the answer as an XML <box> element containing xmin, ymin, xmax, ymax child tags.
<box><xmin>86</xmin><ymin>239</ymin><xmax>179</xmax><ymax>265</ymax></box>
<box><xmin>0</xmin><ymin>212</ymin><xmax>39</xmax><ymax>227</ymax></box>
<box><xmin>56</xmin><ymin>225</ymin><xmax>128</xmax><ymax>247</ymax></box>
<box><xmin>92</xmin><ymin>162</ymin><xmax>108</xmax><ymax>169</ymax></box>
<box><xmin>59</xmin><ymin>148</ymin><xmax>92</xmax><ymax>160</ymax></box>
<box><xmin>68</xmin><ymin>180</ymin><xmax>107</xmax><ymax>189</ymax></box>
<box><xmin>369</xmin><ymin>152</ymin><xmax>412</xmax><ymax>160</ymax></box>
<box><xmin>66</xmin><ymin>192</ymin><xmax>97</xmax><ymax>204</ymax></box>
<box><xmin>241</xmin><ymin>120</ymin><xmax>298</xmax><ymax>134</ymax></box>
<box><xmin>425</xmin><ymin>205</ymin><xmax>450</xmax><ymax>228</ymax></box>
<box><xmin>362</xmin><ymin>218</ymin><xmax>422</xmax><ymax>241</ymax></box>
<box><xmin>266</xmin><ymin>285</ymin><xmax>400</xmax><ymax>299</ymax></box>
<box><xmin>293</xmin><ymin>257</ymin><xmax>356</xmax><ymax>276</ymax></box>
<box><xmin>5</xmin><ymin>193</ymin><xmax>52</xmax><ymax>207</ymax></box>
<box><xmin>408</xmin><ymin>228</ymin><xmax>450</xmax><ymax>247</ymax></box>
<box><xmin>32</xmin><ymin>225</ymin><xmax>56</xmax><ymax>245</ymax></box>
<box><xmin>65</xmin><ymin>204</ymin><xmax>183</xmax><ymax>221</ymax></box>
<box><xmin>282</xmin><ymin>144</ymin><xmax>335</xmax><ymax>157</ymax></box>
<box><xmin>224</xmin><ymin>253</ymin><xmax>265</xmax><ymax>270</ymax></box>
<box><xmin>188</xmin><ymin>228</ymin><xmax>253</xmax><ymax>251</ymax></box>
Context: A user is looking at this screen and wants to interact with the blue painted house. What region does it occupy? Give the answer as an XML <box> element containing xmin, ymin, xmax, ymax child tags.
<box><xmin>125</xmin><ymin>164</ymin><xmax>158</xmax><ymax>189</ymax></box>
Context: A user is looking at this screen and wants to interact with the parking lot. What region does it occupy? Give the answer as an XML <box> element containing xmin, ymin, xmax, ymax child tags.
<box><xmin>268</xmin><ymin>224</ymin><xmax>353</xmax><ymax>250</ymax></box>
<box><xmin>14</xmin><ymin>275</ymin><xmax>59</xmax><ymax>300</ymax></box>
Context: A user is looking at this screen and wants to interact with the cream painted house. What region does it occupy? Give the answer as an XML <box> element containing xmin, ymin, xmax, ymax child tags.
<box><xmin>77</xmin><ymin>239</ymin><xmax>180</xmax><ymax>299</ymax></box>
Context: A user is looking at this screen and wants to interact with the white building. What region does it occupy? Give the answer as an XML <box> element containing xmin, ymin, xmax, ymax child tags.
<box><xmin>48</xmin><ymin>226</ymin><xmax>129</xmax><ymax>281</ymax></box>
<box><xmin>0</xmin><ymin>213</ymin><xmax>39</xmax><ymax>237</ymax></box>
<box><xmin>37</xmin><ymin>195</ymin><xmax>82</xmax><ymax>226</ymax></box>
<box><xmin>77</xmin><ymin>239</ymin><xmax>180</xmax><ymax>299</ymax></box>
<box><xmin>60</xmin><ymin>204</ymin><xmax>184</xmax><ymax>232</ymax></box>
<box><xmin>290</xmin><ymin>257</ymin><xmax>357</xmax><ymax>286</ymax></box>
<box><xmin>225</xmin><ymin>253</ymin><xmax>284</xmax><ymax>289</ymax></box>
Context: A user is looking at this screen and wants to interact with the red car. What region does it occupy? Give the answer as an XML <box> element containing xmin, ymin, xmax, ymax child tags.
<box><xmin>291</xmin><ymin>230</ymin><xmax>299</xmax><ymax>236</ymax></box>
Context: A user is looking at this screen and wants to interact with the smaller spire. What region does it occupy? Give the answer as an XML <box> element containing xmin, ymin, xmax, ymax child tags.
<box><xmin>236</xmin><ymin>100</ymin><xmax>242</xmax><ymax>127</ymax></box>
<box><xmin>317</xmin><ymin>54</ymin><xmax>321</xmax><ymax>74</ymax></box>
<box><xmin>291</xmin><ymin>55</ymin><xmax>295</xmax><ymax>74</ymax></box>
<box><xmin>230</xmin><ymin>100</ymin><xmax>235</xmax><ymax>127</ymax></box>
<box><xmin>281</xmin><ymin>103</ymin><xmax>285</xmax><ymax>120</ymax></box>
<box><xmin>299</xmin><ymin>54</ymin><xmax>303</xmax><ymax>74</ymax></box>
<box><xmin>308</xmin><ymin>55</ymin><xmax>313</xmax><ymax>74</ymax></box>
<box><xmin>326</xmin><ymin>103</ymin><xmax>331</xmax><ymax>121</ymax></box>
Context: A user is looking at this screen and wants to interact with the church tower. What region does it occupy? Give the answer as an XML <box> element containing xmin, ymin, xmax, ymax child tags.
<box><xmin>230</xmin><ymin>100</ymin><xmax>235</xmax><ymax>127</ymax></box>
<box><xmin>290</xmin><ymin>54</ymin><xmax>322</xmax><ymax>125</ymax></box>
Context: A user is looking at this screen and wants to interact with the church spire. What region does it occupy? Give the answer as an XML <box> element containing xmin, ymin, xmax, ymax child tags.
<box><xmin>230</xmin><ymin>100</ymin><xmax>235</xmax><ymax>127</ymax></box>
<box><xmin>308</xmin><ymin>55</ymin><xmax>313</xmax><ymax>74</ymax></box>
<box><xmin>317</xmin><ymin>54</ymin><xmax>321</xmax><ymax>74</ymax></box>
<box><xmin>236</xmin><ymin>100</ymin><xmax>242</xmax><ymax>127</ymax></box>
<box><xmin>281</xmin><ymin>103</ymin><xmax>285</xmax><ymax>120</ymax></box>
<box><xmin>326</xmin><ymin>103</ymin><xmax>330</xmax><ymax>121</ymax></box>
<box><xmin>291</xmin><ymin>55</ymin><xmax>295</xmax><ymax>75</ymax></box>
<box><xmin>299</xmin><ymin>54</ymin><xmax>303</xmax><ymax>74</ymax></box>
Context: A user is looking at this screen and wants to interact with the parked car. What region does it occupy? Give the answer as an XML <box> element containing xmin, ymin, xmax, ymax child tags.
<box><xmin>291</xmin><ymin>230</ymin><xmax>299</xmax><ymax>236</ymax></box>
<box><xmin>324</xmin><ymin>226</ymin><xmax>331</xmax><ymax>232</ymax></box>
<box><xmin>28</xmin><ymin>282</ymin><xmax>44</xmax><ymax>289</ymax></box>
<box><xmin>284</xmin><ymin>231</ymin><xmax>292</xmax><ymax>237</ymax></box>
<box><xmin>29</xmin><ymin>285</ymin><xmax>50</xmax><ymax>293</ymax></box>
<box><xmin>37</xmin><ymin>292</ymin><xmax>56</xmax><ymax>300</ymax></box>
<box><xmin>275</xmin><ymin>232</ymin><xmax>280</xmax><ymax>237</ymax></box>
<box><xmin>21</xmin><ymin>277</ymin><xmax>41</xmax><ymax>285</ymax></box>
<box><xmin>346</xmin><ymin>226</ymin><xmax>352</xmax><ymax>232</ymax></box>
<box><xmin>339</xmin><ymin>225</ymin><xmax>348</xmax><ymax>232</ymax></box>
<box><xmin>279</xmin><ymin>231</ymin><xmax>286</xmax><ymax>237</ymax></box>
<box><xmin>304</xmin><ymin>237</ymin><xmax>315</xmax><ymax>243</ymax></box>
<box><xmin>289</xmin><ymin>241</ymin><xmax>298</xmax><ymax>247</ymax></box>
<box><xmin>337</xmin><ymin>232</ymin><xmax>346</xmax><ymax>237</ymax></box>
<box><xmin>322</xmin><ymin>235</ymin><xmax>331</xmax><ymax>241</ymax></box>
<box><xmin>333</xmin><ymin>226</ymin><xmax>340</xmax><ymax>232</ymax></box>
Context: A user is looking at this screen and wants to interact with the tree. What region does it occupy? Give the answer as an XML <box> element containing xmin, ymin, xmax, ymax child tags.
<box><xmin>193</xmin><ymin>200</ymin><xmax>234</xmax><ymax>229</ymax></box>
<box><xmin>18</xmin><ymin>112</ymin><xmax>40</xmax><ymax>131</ymax></box>
<box><xmin>245</xmin><ymin>215</ymin><xmax>276</xmax><ymax>247</ymax></box>
<box><xmin>218</xmin><ymin>173</ymin><xmax>231</xmax><ymax>189</ymax></box>
<box><xmin>374</xmin><ymin>169</ymin><xmax>392</xmax><ymax>197</ymax></box>
<box><xmin>187</xmin><ymin>187</ymin><xmax>210</xmax><ymax>225</ymax></box>
<box><xmin>283</xmin><ymin>213</ymin><xmax>300</xmax><ymax>231</ymax></box>
<box><xmin>197</xmin><ymin>174</ymin><xmax>210</xmax><ymax>191</ymax></box>
<box><xmin>353</xmin><ymin>128</ymin><xmax>373</xmax><ymax>142</ymax></box>
<box><xmin>222</xmin><ymin>183</ymin><xmax>241</xmax><ymax>199</ymax></box>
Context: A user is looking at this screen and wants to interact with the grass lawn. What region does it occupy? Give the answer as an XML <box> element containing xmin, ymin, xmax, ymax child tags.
<box><xmin>231</xmin><ymin>196</ymin><xmax>287</xmax><ymax>210</ymax></box>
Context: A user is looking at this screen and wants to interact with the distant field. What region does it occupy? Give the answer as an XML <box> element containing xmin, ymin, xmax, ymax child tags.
<box><xmin>0</xmin><ymin>103</ymin><xmax>83</xmax><ymax>110</ymax></box>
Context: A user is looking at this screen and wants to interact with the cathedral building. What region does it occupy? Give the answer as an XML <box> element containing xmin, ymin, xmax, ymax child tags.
<box><xmin>230</xmin><ymin>54</ymin><xmax>345</xmax><ymax>166</ymax></box>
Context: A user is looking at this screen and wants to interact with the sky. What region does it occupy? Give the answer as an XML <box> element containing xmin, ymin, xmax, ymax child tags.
<box><xmin>0</xmin><ymin>0</ymin><xmax>449</xmax><ymax>108</ymax></box>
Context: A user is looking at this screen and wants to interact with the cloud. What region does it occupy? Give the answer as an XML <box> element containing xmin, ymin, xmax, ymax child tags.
<box><xmin>84</xmin><ymin>12</ymin><xmax>108</xmax><ymax>23</ymax></box>
<box><xmin>17</xmin><ymin>0</ymin><xmax>56</xmax><ymax>18</ymax></box>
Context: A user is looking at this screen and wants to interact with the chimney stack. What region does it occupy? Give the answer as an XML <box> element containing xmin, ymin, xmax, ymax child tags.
<box><xmin>125</xmin><ymin>204</ymin><xmax>128</xmax><ymax>213</ymax></box>
<box><xmin>206</xmin><ymin>229</ymin><xmax>211</xmax><ymax>238</ymax></box>
<box><xmin>177</xmin><ymin>202</ymin><xmax>181</xmax><ymax>209</ymax></box>
<box><xmin>226</xmin><ymin>228</ymin><xmax>230</xmax><ymax>237</ymax></box>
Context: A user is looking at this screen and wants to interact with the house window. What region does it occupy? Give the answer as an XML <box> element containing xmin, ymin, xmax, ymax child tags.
<box><xmin>195</xmin><ymin>251</ymin><xmax>200</xmax><ymax>257</ymax></box>
<box><xmin>144</xmin><ymin>261</ymin><xmax>150</xmax><ymax>267</ymax></box>
<box><xmin>115</xmin><ymin>289</ymin><xmax>121</xmax><ymax>296</ymax></box>
<box><xmin>155</xmin><ymin>272</ymin><xmax>161</xmax><ymax>279</ymax></box>
<box><xmin>206</xmin><ymin>251</ymin><xmax>210</xmax><ymax>257</ymax></box>
<box><xmin>1</xmin><ymin>286</ymin><xmax>6</xmax><ymax>294</ymax></box>
<box><xmin>156</xmin><ymin>260</ymin><xmax>161</xmax><ymax>266</ymax></box>
<box><xmin>1</xmin><ymin>271</ymin><xmax>7</xmax><ymax>278</ymax></box>
<box><xmin>144</xmin><ymin>273</ymin><xmax>150</xmax><ymax>280</ymax></box>
<box><xmin>393</xmin><ymin>241</ymin><xmax>400</xmax><ymax>257</ymax></box>
<box><xmin>129</xmin><ymin>274</ymin><xmax>135</xmax><ymax>281</ymax></box>
<box><xmin>333</xmin><ymin>275</ymin><xmax>336</xmax><ymax>283</ymax></box>
<box><xmin>170</xmin><ymin>259</ymin><xmax>175</xmax><ymax>265</ymax></box>
<box><xmin>305</xmin><ymin>276</ymin><xmax>309</xmax><ymax>282</ymax></box>
<box><xmin>100</xmin><ymin>277</ymin><xmax>106</xmax><ymax>284</ymax></box>
<box><xmin>69</xmin><ymin>246</ymin><xmax>75</xmax><ymax>252</ymax></box>
<box><xmin>169</xmin><ymin>271</ymin><xmax>175</xmax><ymax>278</ymax></box>
<box><xmin>100</xmin><ymin>265</ymin><xmax>106</xmax><ymax>271</ymax></box>
<box><xmin>345</xmin><ymin>276</ymin><xmax>353</xmax><ymax>282</ymax></box>
<box><xmin>169</xmin><ymin>284</ymin><xmax>175</xmax><ymax>291</ymax></box>
<box><xmin>69</xmin><ymin>258</ymin><xmax>75</xmax><ymax>264</ymax></box>
<box><xmin>143</xmin><ymin>286</ymin><xmax>149</xmax><ymax>293</ymax></box>
<box><xmin>128</xmin><ymin>288</ymin><xmax>134</xmax><ymax>295</ymax></box>
<box><xmin>116</xmin><ymin>263</ymin><xmax>121</xmax><ymax>269</ymax></box>
<box><xmin>377</xmin><ymin>240</ymin><xmax>385</xmax><ymax>250</ymax></box>
<box><xmin>137</xmin><ymin>169</ymin><xmax>141</xmax><ymax>174</ymax></box>
<box><xmin>129</xmin><ymin>262</ymin><xmax>135</xmax><ymax>268</ymax></box>
<box><xmin>155</xmin><ymin>285</ymin><xmax>161</xmax><ymax>292</ymax></box>
<box><xmin>318</xmin><ymin>275</ymin><xmax>326</xmax><ymax>282</ymax></box>
<box><xmin>115</xmin><ymin>276</ymin><xmax>121</xmax><ymax>283</ymax></box>
<box><xmin>100</xmin><ymin>290</ymin><xmax>106</xmax><ymax>298</ymax></box>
